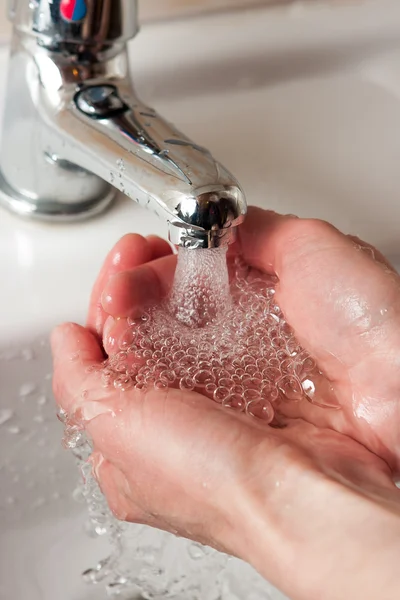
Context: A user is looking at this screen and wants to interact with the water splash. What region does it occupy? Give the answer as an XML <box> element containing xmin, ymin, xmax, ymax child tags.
<box><xmin>102</xmin><ymin>250</ymin><xmax>340</xmax><ymax>420</ymax></box>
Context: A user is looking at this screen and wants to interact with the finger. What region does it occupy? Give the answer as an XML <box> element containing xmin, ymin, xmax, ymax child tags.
<box><xmin>87</xmin><ymin>234</ymin><xmax>152</xmax><ymax>337</ymax></box>
<box><xmin>238</xmin><ymin>208</ymin><xmax>400</xmax><ymax>380</ymax></box>
<box><xmin>235</xmin><ymin>208</ymin><xmax>297</xmax><ymax>274</ymax></box>
<box><xmin>51</xmin><ymin>322</ymin><xmax>106</xmax><ymax>415</ymax></box>
<box><xmin>88</xmin><ymin>235</ymin><xmax>173</xmax><ymax>337</ymax></box>
<box><xmin>103</xmin><ymin>316</ymin><xmax>131</xmax><ymax>356</ymax></box>
<box><xmin>102</xmin><ymin>254</ymin><xmax>177</xmax><ymax>319</ymax></box>
<box><xmin>146</xmin><ymin>235</ymin><xmax>174</xmax><ymax>260</ymax></box>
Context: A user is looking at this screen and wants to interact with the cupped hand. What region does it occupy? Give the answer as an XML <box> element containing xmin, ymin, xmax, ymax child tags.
<box><xmin>52</xmin><ymin>209</ymin><xmax>400</xmax><ymax>600</ymax></box>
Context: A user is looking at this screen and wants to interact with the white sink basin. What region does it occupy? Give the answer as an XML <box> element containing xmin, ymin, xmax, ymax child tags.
<box><xmin>1</xmin><ymin>3</ymin><xmax>400</xmax><ymax>599</ymax></box>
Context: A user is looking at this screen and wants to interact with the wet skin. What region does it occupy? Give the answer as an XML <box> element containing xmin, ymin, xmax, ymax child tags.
<box><xmin>52</xmin><ymin>208</ymin><xmax>400</xmax><ymax>600</ymax></box>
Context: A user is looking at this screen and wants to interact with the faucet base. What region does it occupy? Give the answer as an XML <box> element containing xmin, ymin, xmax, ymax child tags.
<box><xmin>0</xmin><ymin>170</ymin><xmax>116</xmax><ymax>222</ymax></box>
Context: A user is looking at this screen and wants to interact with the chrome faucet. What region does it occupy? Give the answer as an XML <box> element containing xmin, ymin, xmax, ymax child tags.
<box><xmin>0</xmin><ymin>0</ymin><xmax>246</xmax><ymax>248</ymax></box>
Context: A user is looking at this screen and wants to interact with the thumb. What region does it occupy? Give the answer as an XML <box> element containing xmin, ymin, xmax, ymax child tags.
<box><xmin>51</xmin><ymin>322</ymin><xmax>104</xmax><ymax>415</ymax></box>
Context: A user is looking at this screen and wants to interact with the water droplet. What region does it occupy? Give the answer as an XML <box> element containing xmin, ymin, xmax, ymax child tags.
<box><xmin>22</xmin><ymin>348</ymin><xmax>35</xmax><ymax>361</ymax></box>
<box><xmin>302</xmin><ymin>378</ymin><xmax>315</xmax><ymax>398</ymax></box>
<box><xmin>179</xmin><ymin>376</ymin><xmax>195</xmax><ymax>391</ymax></box>
<box><xmin>7</xmin><ymin>426</ymin><xmax>21</xmax><ymax>435</ymax></box>
<box><xmin>0</xmin><ymin>409</ymin><xmax>13</xmax><ymax>426</ymax></box>
<box><xmin>247</xmin><ymin>399</ymin><xmax>274</xmax><ymax>423</ymax></box>
<box><xmin>82</xmin><ymin>557</ymin><xmax>113</xmax><ymax>584</ymax></box>
<box><xmin>37</xmin><ymin>395</ymin><xmax>47</xmax><ymax>406</ymax></box>
<box><xmin>33</xmin><ymin>497</ymin><xmax>45</xmax><ymax>508</ymax></box>
<box><xmin>19</xmin><ymin>382</ymin><xmax>37</xmax><ymax>397</ymax></box>
<box><xmin>106</xmin><ymin>577</ymin><xmax>128</xmax><ymax>596</ymax></box>
<box><xmin>116</xmin><ymin>158</ymin><xmax>125</xmax><ymax>172</ymax></box>
<box><xmin>213</xmin><ymin>387</ymin><xmax>230</xmax><ymax>404</ymax></box>
<box><xmin>154</xmin><ymin>379</ymin><xmax>168</xmax><ymax>391</ymax></box>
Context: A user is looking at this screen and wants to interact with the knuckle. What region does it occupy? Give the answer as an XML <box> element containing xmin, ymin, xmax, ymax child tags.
<box><xmin>278</xmin><ymin>218</ymin><xmax>340</xmax><ymax>272</ymax></box>
<box><xmin>284</xmin><ymin>217</ymin><xmax>336</xmax><ymax>245</ymax></box>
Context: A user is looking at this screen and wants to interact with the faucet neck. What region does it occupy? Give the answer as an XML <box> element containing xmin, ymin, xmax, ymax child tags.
<box><xmin>9</xmin><ymin>0</ymin><xmax>139</xmax><ymax>52</ymax></box>
<box><xmin>1</xmin><ymin>0</ymin><xmax>247</xmax><ymax>246</ymax></box>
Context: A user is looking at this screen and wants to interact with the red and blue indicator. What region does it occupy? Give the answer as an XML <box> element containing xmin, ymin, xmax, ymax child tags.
<box><xmin>60</xmin><ymin>0</ymin><xmax>87</xmax><ymax>22</ymax></box>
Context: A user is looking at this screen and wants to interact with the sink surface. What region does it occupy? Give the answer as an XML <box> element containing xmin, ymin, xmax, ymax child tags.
<box><xmin>2</xmin><ymin>2</ymin><xmax>400</xmax><ymax>599</ymax></box>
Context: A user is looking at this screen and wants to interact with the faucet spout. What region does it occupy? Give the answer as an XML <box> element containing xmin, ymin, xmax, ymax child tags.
<box><xmin>52</xmin><ymin>69</ymin><xmax>246</xmax><ymax>248</ymax></box>
<box><xmin>0</xmin><ymin>0</ymin><xmax>247</xmax><ymax>248</ymax></box>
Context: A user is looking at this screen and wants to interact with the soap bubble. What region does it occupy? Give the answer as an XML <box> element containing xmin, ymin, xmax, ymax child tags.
<box><xmin>193</xmin><ymin>370</ymin><xmax>214</xmax><ymax>387</ymax></box>
<box><xmin>247</xmin><ymin>399</ymin><xmax>274</xmax><ymax>423</ymax></box>
<box><xmin>205</xmin><ymin>382</ymin><xmax>217</xmax><ymax>396</ymax></box>
<box><xmin>213</xmin><ymin>387</ymin><xmax>230</xmax><ymax>404</ymax></box>
<box><xmin>154</xmin><ymin>379</ymin><xmax>168</xmax><ymax>391</ymax></box>
<box><xmin>225</xmin><ymin>393</ymin><xmax>245</xmax><ymax>412</ymax></box>
<box><xmin>278</xmin><ymin>375</ymin><xmax>304</xmax><ymax>402</ymax></box>
<box><xmin>179</xmin><ymin>376</ymin><xmax>195</xmax><ymax>391</ymax></box>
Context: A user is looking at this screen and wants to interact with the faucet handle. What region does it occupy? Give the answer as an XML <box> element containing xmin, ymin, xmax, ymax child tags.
<box><xmin>9</xmin><ymin>0</ymin><xmax>138</xmax><ymax>50</ymax></box>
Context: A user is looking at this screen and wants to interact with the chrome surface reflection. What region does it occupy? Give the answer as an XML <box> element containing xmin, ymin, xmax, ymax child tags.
<box><xmin>0</xmin><ymin>0</ymin><xmax>246</xmax><ymax>248</ymax></box>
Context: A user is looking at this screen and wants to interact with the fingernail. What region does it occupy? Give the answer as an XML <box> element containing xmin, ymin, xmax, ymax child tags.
<box><xmin>103</xmin><ymin>316</ymin><xmax>115</xmax><ymax>340</ymax></box>
<box><xmin>95</xmin><ymin>309</ymin><xmax>104</xmax><ymax>337</ymax></box>
<box><xmin>101</xmin><ymin>272</ymin><xmax>122</xmax><ymax>312</ymax></box>
<box><xmin>101</xmin><ymin>290</ymin><xmax>112</xmax><ymax>311</ymax></box>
